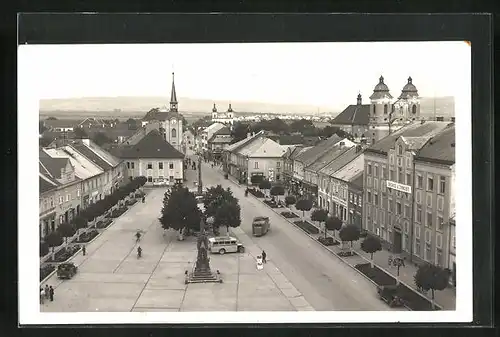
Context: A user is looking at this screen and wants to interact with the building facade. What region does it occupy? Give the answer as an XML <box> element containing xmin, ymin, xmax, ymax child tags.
<box><xmin>211</xmin><ymin>103</ymin><xmax>235</xmax><ymax>126</ymax></box>
<box><xmin>348</xmin><ymin>173</ymin><xmax>364</xmax><ymax>228</ymax></box>
<box><xmin>362</xmin><ymin>121</ymin><xmax>454</xmax><ymax>268</ymax></box>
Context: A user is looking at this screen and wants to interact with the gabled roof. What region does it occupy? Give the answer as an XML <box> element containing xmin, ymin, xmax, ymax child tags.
<box><xmin>40</xmin><ymin>173</ymin><xmax>60</xmax><ymax>194</ymax></box>
<box><xmin>213</xmin><ymin>126</ymin><xmax>232</xmax><ymax>136</ymax></box>
<box><xmin>43</xmin><ymin>119</ymin><xmax>79</xmax><ymax>128</ymax></box>
<box><xmin>203</xmin><ymin>123</ymin><xmax>225</xmax><ymax>135</ymax></box>
<box><xmin>208</xmin><ymin>134</ymin><xmax>233</xmax><ymax>144</ymax></box>
<box><xmin>241</xmin><ymin>138</ymin><xmax>286</xmax><ymax>158</ymax></box>
<box><xmin>225</xmin><ymin>131</ymin><xmax>264</xmax><ymax>153</ymax></box>
<box><xmin>295</xmin><ymin>135</ymin><xmax>343</xmax><ymax>166</ymax></box>
<box><xmin>366</xmin><ymin>121</ymin><xmax>451</xmax><ymax>155</ymax></box>
<box><xmin>331</xmin><ymin>104</ymin><xmax>370</xmax><ymax>125</ymax></box>
<box><xmin>42</xmin><ymin>147</ymin><xmax>104</xmax><ymax>180</ymax></box>
<box><xmin>117</xmin><ymin>129</ymin><xmax>184</xmax><ymax>159</ymax></box>
<box><xmin>142</xmin><ymin>108</ymin><xmax>181</xmax><ymax>121</ymax></box>
<box><xmin>70</xmin><ymin>142</ymin><xmax>113</xmax><ymax>171</ymax></box>
<box><xmin>290</xmin><ymin>146</ymin><xmax>311</xmax><ymax>160</ymax></box>
<box><xmin>415</xmin><ymin>124</ymin><xmax>455</xmax><ymax>164</ymax></box>
<box><xmin>305</xmin><ymin>144</ymin><xmax>353</xmax><ymax>173</ymax></box>
<box><xmin>319</xmin><ymin>146</ymin><xmax>364</xmax><ymax>177</ymax></box>
<box><xmin>332</xmin><ymin>153</ymin><xmax>365</xmax><ymax>182</ymax></box>
<box><xmin>78</xmin><ymin>117</ymin><xmax>105</xmax><ymax>126</ymax></box>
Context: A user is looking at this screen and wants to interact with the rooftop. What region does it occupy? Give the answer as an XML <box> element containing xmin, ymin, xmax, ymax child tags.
<box><xmin>295</xmin><ymin>135</ymin><xmax>343</xmax><ymax>166</ymax></box>
<box><xmin>305</xmin><ymin>144</ymin><xmax>352</xmax><ymax>173</ymax></box>
<box><xmin>70</xmin><ymin>141</ymin><xmax>113</xmax><ymax>171</ymax></box>
<box><xmin>142</xmin><ymin>107</ymin><xmax>182</xmax><ymax>121</ymax></box>
<box><xmin>366</xmin><ymin>121</ymin><xmax>451</xmax><ymax>155</ymax></box>
<box><xmin>350</xmin><ymin>173</ymin><xmax>364</xmax><ymax>190</ymax></box>
<box><xmin>43</xmin><ymin>147</ymin><xmax>103</xmax><ymax>180</ymax></box>
<box><xmin>117</xmin><ymin>129</ymin><xmax>184</xmax><ymax>160</ymax></box>
<box><xmin>319</xmin><ymin>146</ymin><xmax>364</xmax><ymax>177</ymax></box>
<box><xmin>416</xmin><ymin>124</ymin><xmax>455</xmax><ymax>164</ymax></box>
<box><xmin>333</xmin><ymin>153</ymin><xmax>365</xmax><ymax>182</ymax></box>
<box><xmin>331</xmin><ymin>104</ymin><xmax>370</xmax><ymax>126</ymax></box>
<box><xmin>39</xmin><ymin>174</ymin><xmax>60</xmax><ymax>194</ymax></box>
<box><xmin>244</xmin><ymin>138</ymin><xmax>287</xmax><ymax>158</ymax></box>
<box><xmin>39</xmin><ymin>155</ymin><xmax>70</xmax><ymax>179</ymax></box>
<box><xmin>43</xmin><ymin>119</ymin><xmax>80</xmax><ymax>128</ymax></box>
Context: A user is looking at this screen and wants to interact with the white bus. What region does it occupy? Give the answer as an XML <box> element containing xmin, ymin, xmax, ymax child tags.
<box><xmin>208</xmin><ymin>236</ymin><xmax>245</xmax><ymax>255</ymax></box>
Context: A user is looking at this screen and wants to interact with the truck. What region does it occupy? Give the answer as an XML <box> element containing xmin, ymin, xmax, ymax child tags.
<box><xmin>252</xmin><ymin>216</ymin><xmax>270</xmax><ymax>237</ymax></box>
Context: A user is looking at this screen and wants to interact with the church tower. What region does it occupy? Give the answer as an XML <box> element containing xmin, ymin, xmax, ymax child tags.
<box><xmin>212</xmin><ymin>103</ymin><xmax>218</xmax><ymax>119</ymax></box>
<box><xmin>393</xmin><ymin>76</ymin><xmax>421</xmax><ymax>123</ymax></box>
<box><xmin>368</xmin><ymin>76</ymin><xmax>394</xmax><ymax>144</ymax></box>
<box><xmin>169</xmin><ymin>72</ymin><xmax>178</xmax><ymax>112</ymax></box>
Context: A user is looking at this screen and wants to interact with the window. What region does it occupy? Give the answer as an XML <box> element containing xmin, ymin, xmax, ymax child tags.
<box><xmin>404</xmin><ymin>204</ymin><xmax>410</xmax><ymax>218</ymax></box>
<box><xmin>453</xmin><ymin>234</ymin><xmax>456</xmax><ymax>249</ymax></box>
<box><xmin>374</xmin><ymin>193</ymin><xmax>379</xmax><ymax>206</ymax></box>
<box><xmin>396</xmin><ymin>201</ymin><xmax>402</xmax><ymax>215</ymax></box>
<box><xmin>415</xmin><ymin>225</ymin><xmax>421</xmax><ymax>239</ymax></box>
<box><xmin>404</xmin><ymin>233</ymin><xmax>410</xmax><ymax>251</ymax></box>
<box><xmin>426</xmin><ymin>194</ymin><xmax>432</xmax><ymax>207</ymax></box>
<box><xmin>439</xmin><ymin>176</ymin><xmax>446</xmax><ymax>194</ymax></box>
<box><xmin>169</xmin><ymin>176</ymin><xmax>174</xmax><ymax>181</ymax></box>
<box><xmin>373</xmin><ymin>105</ymin><xmax>376</xmax><ymax>115</ymax></box>
<box><xmin>127</xmin><ymin>162</ymin><xmax>130</xmax><ymax>169</ymax></box>
<box><xmin>412</xmin><ymin>104</ymin><xmax>417</xmax><ymax>114</ymax></box>
<box><xmin>389</xmin><ymin>169</ymin><xmax>395</xmax><ymax>181</ymax></box>
<box><xmin>404</xmin><ymin>221</ymin><xmax>409</xmax><ymax>233</ymax></box>
<box><xmin>374</xmin><ymin>166</ymin><xmax>378</xmax><ymax>177</ymax></box>
<box><xmin>147</xmin><ymin>176</ymin><xmax>153</xmax><ymax>182</ymax></box>
<box><xmin>131</xmin><ymin>162</ymin><xmax>135</xmax><ymax>169</ymax></box>
<box><xmin>366</xmin><ymin>176</ymin><xmax>372</xmax><ymax>187</ymax></box>
<box><xmin>384</xmin><ymin>104</ymin><xmax>388</xmax><ymax>114</ymax></box>
<box><xmin>425</xmin><ymin>229</ymin><xmax>431</xmax><ymax>243</ymax></box>
<box><xmin>277</xmin><ymin>161</ymin><xmax>281</xmax><ymax>168</ymax></box>
<box><xmin>436</xmin><ymin>248</ymin><xmax>443</xmax><ymax>267</ymax></box>
<box><xmin>398</xmin><ymin>145</ymin><xmax>403</xmax><ymax>155</ymax></box>
<box><xmin>254</xmin><ymin>162</ymin><xmax>259</xmax><ymax>169</ymax></box>
<box><xmin>172</xmin><ymin>128</ymin><xmax>177</xmax><ymax>138</ymax></box>
<box><xmin>367</xmin><ymin>163</ymin><xmax>372</xmax><ymax>175</ymax></box>
<box><xmin>417</xmin><ymin>175</ymin><xmax>423</xmax><ymax>189</ymax></box>
<box><xmin>427</xmin><ymin>176</ymin><xmax>434</xmax><ymax>191</ymax></box>
<box><xmin>373</xmin><ymin>178</ymin><xmax>378</xmax><ymax>190</ymax></box>
<box><xmin>415</xmin><ymin>239</ymin><xmax>421</xmax><ymax>256</ymax></box>
<box><xmin>66</xmin><ymin>194</ymin><xmax>70</xmax><ymax>202</ymax></box>
<box><xmin>147</xmin><ymin>163</ymin><xmax>153</xmax><ymax>169</ymax></box>
<box><xmin>382</xmin><ymin>166</ymin><xmax>387</xmax><ymax>179</ymax></box>
<box><xmin>159</xmin><ymin>162</ymin><xmax>163</xmax><ymax>169</ymax></box>
<box><xmin>406</xmin><ymin>173</ymin><xmax>411</xmax><ymax>185</ymax></box>
<box><xmin>425</xmin><ymin>243</ymin><xmax>431</xmax><ymax>261</ymax></box>
<box><xmin>59</xmin><ymin>196</ymin><xmax>63</xmax><ymax>204</ymax></box>
<box><xmin>436</xmin><ymin>233</ymin><xmax>443</xmax><ymax>248</ymax></box>
<box><xmin>77</xmin><ymin>190</ymin><xmax>80</xmax><ymax>197</ymax></box>
<box><xmin>169</xmin><ymin>163</ymin><xmax>174</xmax><ymax>169</ymax></box>
<box><xmin>427</xmin><ymin>212</ymin><xmax>433</xmax><ymax>227</ymax></box>
<box><xmin>416</xmin><ymin>206</ymin><xmax>422</xmax><ymax>223</ymax></box>
<box><xmin>398</xmin><ymin>167</ymin><xmax>403</xmax><ymax>183</ymax></box>
<box><xmin>367</xmin><ymin>191</ymin><xmax>372</xmax><ymax>203</ymax></box>
<box><xmin>359</xmin><ymin>196</ymin><xmax>362</xmax><ymax>205</ymax></box>
<box><xmin>388</xmin><ymin>198</ymin><xmax>393</xmax><ymax>212</ymax></box>
<box><xmin>390</xmin><ymin>154</ymin><xmax>394</xmax><ymax>165</ymax></box>
<box><xmin>437</xmin><ymin>216</ymin><xmax>444</xmax><ymax>231</ymax></box>
<box><xmin>437</xmin><ymin>196</ymin><xmax>444</xmax><ymax>211</ymax></box>
<box><xmin>416</xmin><ymin>190</ymin><xmax>421</xmax><ymax>204</ymax></box>
<box><xmin>406</xmin><ymin>156</ymin><xmax>411</xmax><ymax>168</ymax></box>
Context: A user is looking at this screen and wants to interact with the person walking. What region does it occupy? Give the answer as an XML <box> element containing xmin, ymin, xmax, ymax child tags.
<box><xmin>40</xmin><ymin>288</ymin><xmax>45</xmax><ymax>304</ymax></box>
<box><xmin>44</xmin><ymin>285</ymin><xmax>50</xmax><ymax>300</ymax></box>
<box><xmin>261</xmin><ymin>250</ymin><xmax>267</xmax><ymax>264</ymax></box>
<box><xmin>82</xmin><ymin>245</ymin><xmax>86</xmax><ymax>256</ymax></box>
<box><xmin>49</xmin><ymin>286</ymin><xmax>54</xmax><ymax>302</ymax></box>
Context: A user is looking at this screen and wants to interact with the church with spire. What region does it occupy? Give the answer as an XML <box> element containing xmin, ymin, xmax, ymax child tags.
<box><xmin>331</xmin><ymin>75</ymin><xmax>422</xmax><ymax>145</ymax></box>
<box><xmin>141</xmin><ymin>72</ymin><xmax>184</xmax><ymax>152</ymax></box>
<box><xmin>211</xmin><ymin>103</ymin><xmax>235</xmax><ymax>126</ymax></box>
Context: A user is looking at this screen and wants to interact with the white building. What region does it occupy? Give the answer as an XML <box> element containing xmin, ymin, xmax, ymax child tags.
<box><xmin>211</xmin><ymin>103</ymin><xmax>235</xmax><ymax>126</ymax></box>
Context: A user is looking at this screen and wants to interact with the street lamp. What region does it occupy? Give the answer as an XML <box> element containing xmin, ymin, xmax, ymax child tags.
<box><xmin>390</xmin><ymin>256</ymin><xmax>406</xmax><ymax>285</ymax></box>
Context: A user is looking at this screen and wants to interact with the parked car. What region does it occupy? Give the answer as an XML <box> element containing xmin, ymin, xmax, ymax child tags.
<box><xmin>56</xmin><ymin>262</ymin><xmax>78</xmax><ymax>279</ymax></box>
<box><xmin>377</xmin><ymin>285</ymin><xmax>404</xmax><ymax>308</ymax></box>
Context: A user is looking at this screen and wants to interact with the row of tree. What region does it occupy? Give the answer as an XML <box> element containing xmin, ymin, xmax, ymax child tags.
<box><xmin>159</xmin><ymin>184</ymin><xmax>242</xmax><ymax>236</ymax></box>
<box><xmin>43</xmin><ymin>176</ymin><xmax>147</xmax><ymax>248</ymax></box>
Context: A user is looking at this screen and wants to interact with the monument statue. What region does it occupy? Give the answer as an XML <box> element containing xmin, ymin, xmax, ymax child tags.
<box><xmin>195</xmin><ymin>218</ymin><xmax>210</xmax><ymax>272</ymax></box>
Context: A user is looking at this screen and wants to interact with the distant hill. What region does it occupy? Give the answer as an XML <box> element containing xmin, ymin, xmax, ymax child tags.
<box><xmin>39</xmin><ymin>96</ymin><xmax>455</xmax><ymax>120</ymax></box>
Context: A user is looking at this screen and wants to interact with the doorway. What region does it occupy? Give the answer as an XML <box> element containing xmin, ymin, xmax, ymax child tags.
<box><xmin>393</xmin><ymin>230</ymin><xmax>403</xmax><ymax>254</ymax></box>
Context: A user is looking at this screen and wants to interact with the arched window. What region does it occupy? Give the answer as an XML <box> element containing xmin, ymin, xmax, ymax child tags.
<box><xmin>391</xmin><ymin>105</ymin><xmax>395</xmax><ymax>113</ymax></box>
<box><xmin>373</xmin><ymin>105</ymin><xmax>376</xmax><ymax>115</ymax></box>
<box><xmin>412</xmin><ymin>105</ymin><xmax>417</xmax><ymax>114</ymax></box>
<box><xmin>384</xmin><ymin>104</ymin><xmax>388</xmax><ymax>114</ymax></box>
<box><xmin>398</xmin><ymin>145</ymin><xmax>403</xmax><ymax>155</ymax></box>
<box><xmin>172</xmin><ymin>128</ymin><xmax>177</xmax><ymax>138</ymax></box>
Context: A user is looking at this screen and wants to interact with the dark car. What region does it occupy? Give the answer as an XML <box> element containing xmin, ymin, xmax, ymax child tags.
<box><xmin>56</xmin><ymin>262</ymin><xmax>78</xmax><ymax>279</ymax></box>
<box><xmin>377</xmin><ymin>285</ymin><xmax>404</xmax><ymax>308</ymax></box>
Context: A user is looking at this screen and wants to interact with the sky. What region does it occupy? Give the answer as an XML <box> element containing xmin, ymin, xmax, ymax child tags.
<box><xmin>19</xmin><ymin>42</ymin><xmax>470</xmax><ymax>111</ymax></box>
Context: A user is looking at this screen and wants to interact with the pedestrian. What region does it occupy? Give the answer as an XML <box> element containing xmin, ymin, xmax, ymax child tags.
<box><xmin>40</xmin><ymin>288</ymin><xmax>45</xmax><ymax>304</ymax></box>
<box><xmin>44</xmin><ymin>285</ymin><xmax>50</xmax><ymax>299</ymax></box>
<box><xmin>261</xmin><ymin>250</ymin><xmax>267</xmax><ymax>264</ymax></box>
<box><xmin>82</xmin><ymin>245</ymin><xmax>86</xmax><ymax>256</ymax></box>
<box><xmin>49</xmin><ymin>286</ymin><xmax>54</xmax><ymax>302</ymax></box>
<box><xmin>142</xmin><ymin>196</ymin><xmax>145</xmax><ymax>203</ymax></box>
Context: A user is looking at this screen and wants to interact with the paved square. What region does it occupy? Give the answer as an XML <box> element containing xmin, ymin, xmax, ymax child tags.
<box><xmin>40</xmin><ymin>188</ymin><xmax>313</xmax><ymax>312</ymax></box>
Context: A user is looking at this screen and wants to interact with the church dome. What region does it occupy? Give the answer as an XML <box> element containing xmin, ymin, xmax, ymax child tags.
<box><xmin>373</xmin><ymin>76</ymin><xmax>390</xmax><ymax>92</ymax></box>
<box><xmin>399</xmin><ymin>76</ymin><xmax>419</xmax><ymax>99</ymax></box>
<box><xmin>370</xmin><ymin>75</ymin><xmax>393</xmax><ymax>100</ymax></box>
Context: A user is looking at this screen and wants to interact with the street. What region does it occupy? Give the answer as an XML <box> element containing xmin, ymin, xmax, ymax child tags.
<box><xmin>186</xmin><ymin>158</ymin><xmax>404</xmax><ymax>311</ymax></box>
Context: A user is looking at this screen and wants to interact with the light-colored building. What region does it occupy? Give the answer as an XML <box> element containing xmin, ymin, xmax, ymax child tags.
<box><xmin>363</xmin><ymin>120</ymin><xmax>454</xmax><ymax>268</ymax></box>
<box><xmin>207</xmin><ymin>126</ymin><xmax>233</xmax><ymax>158</ymax></box>
<box><xmin>118</xmin><ymin>129</ymin><xmax>185</xmax><ymax>186</ymax></box>
<box><xmin>211</xmin><ymin>103</ymin><xmax>235</xmax><ymax>126</ymax></box>
<box><xmin>140</xmin><ymin>72</ymin><xmax>183</xmax><ymax>153</ymax></box>
<box><xmin>182</xmin><ymin>129</ymin><xmax>195</xmax><ymax>154</ymax></box>
<box><xmin>200</xmin><ymin>122</ymin><xmax>225</xmax><ymax>153</ymax></box>
<box><xmin>42</xmin><ymin>119</ymin><xmax>78</xmax><ymax>132</ymax></box>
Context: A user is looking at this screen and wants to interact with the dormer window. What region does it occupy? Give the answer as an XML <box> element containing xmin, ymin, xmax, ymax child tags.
<box><xmin>398</xmin><ymin>144</ymin><xmax>403</xmax><ymax>155</ymax></box>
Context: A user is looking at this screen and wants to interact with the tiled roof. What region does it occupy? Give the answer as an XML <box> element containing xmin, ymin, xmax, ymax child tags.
<box><xmin>290</xmin><ymin>146</ymin><xmax>311</xmax><ymax>160</ymax></box>
<box><xmin>331</xmin><ymin>104</ymin><xmax>370</xmax><ymax>125</ymax></box>
<box><xmin>332</xmin><ymin>153</ymin><xmax>365</xmax><ymax>182</ymax></box>
<box><xmin>39</xmin><ymin>174</ymin><xmax>59</xmax><ymax>194</ymax></box>
<box><xmin>43</xmin><ymin>147</ymin><xmax>103</xmax><ymax>180</ymax></box>
<box><xmin>213</xmin><ymin>126</ymin><xmax>232</xmax><ymax>136</ymax></box>
<box><xmin>295</xmin><ymin>135</ymin><xmax>342</xmax><ymax>166</ymax></box>
<box><xmin>305</xmin><ymin>144</ymin><xmax>352</xmax><ymax>173</ymax></box>
<box><xmin>244</xmin><ymin>138</ymin><xmax>287</xmax><ymax>158</ymax></box>
<box><xmin>71</xmin><ymin>142</ymin><xmax>113</xmax><ymax>171</ymax></box>
<box><xmin>203</xmin><ymin>123</ymin><xmax>225</xmax><ymax>135</ymax></box>
<box><xmin>80</xmin><ymin>139</ymin><xmax>122</xmax><ymax>167</ymax></box>
<box><xmin>225</xmin><ymin>131</ymin><xmax>264</xmax><ymax>153</ymax></box>
<box><xmin>319</xmin><ymin>146</ymin><xmax>363</xmax><ymax>177</ymax></box>
<box><xmin>366</xmin><ymin>121</ymin><xmax>450</xmax><ymax>155</ymax></box>
<box><xmin>118</xmin><ymin>129</ymin><xmax>184</xmax><ymax>159</ymax></box>
<box><xmin>416</xmin><ymin>124</ymin><xmax>455</xmax><ymax>164</ymax></box>
<box><xmin>209</xmin><ymin>134</ymin><xmax>233</xmax><ymax>144</ymax></box>
<box><xmin>39</xmin><ymin>156</ymin><xmax>69</xmax><ymax>179</ymax></box>
<box><xmin>303</xmin><ymin>136</ymin><xmax>322</xmax><ymax>146</ymax></box>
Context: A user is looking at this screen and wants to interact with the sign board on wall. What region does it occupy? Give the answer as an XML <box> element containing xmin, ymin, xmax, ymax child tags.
<box><xmin>268</xmin><ymin>168</ymin><xmax>274</xmax><ymax>181</ymax></box>
<box><xmin>386</xmin><ymin>180</ymin><xmax>412</xmax><ymax>194</ymax></box>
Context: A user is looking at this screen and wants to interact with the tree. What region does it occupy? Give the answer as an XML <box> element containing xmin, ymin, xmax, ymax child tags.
<box><xmin>290</xmin><ymin>119</ymin><xmax>314</xmax><ymax>133</ymax></box>
<box><xmin>414</xmin><ymin>264</ymin><xmax>450</xmax><ymax>310</ymax></box>
<box><xmin>259</xmin><ymin>179</ymin><xmax>272</xmax><ymax>197</ymax></box>
<box><xmin>270</xmin><ymin>185</ymin><xmax>285</xmax><ymax>201</ymax></box>
<box><xmin>325</xmin><ymin>216</ymin><xmax>343</xmax><ymax>238</ymax></box>
<box><xmin>231</xmin><ymin>122</ymin><xmax>250</xmax><ymax>143</ymax></box>
<box><xmin>203</xmin><ymin>185</ymin><xmax>231</xmax><ymax>216</ymax></box>
<box><xmin>159</xmin><ymin>185</ymin><xmax>201</xmax><ymax>236</ymax></box>
<box><xmin>295</xmin><ymin>199</ymin><xmax>313</xmax><ymax>217</ymax></box>
<box><xmin>58</xmin><ymin>222</ymin><xmax>76</xmax><ymax>242</ymax></box>
<box><xmin>92</xmin><ymin>131</ymin><xmax>114</xmax><ymax>146</ymax></box>
<box><xmin>339</xmin><ymin>224</ymin><xmax>361</xmax><ymax>252</ymax></box>
<box><xmin>360</xmin><ymin>235</ymin><xmax>382</xmax><ymax>268</ymax></box>
<box><xmin>45</xmin><ymin>231</ymin><xmax>63</xmax><ymax>248</ymax></box>
<box><xmin>40</xmin><ymin>241</ymin><xmax>49</xmax><ymax>257</ymax></box>
<box><xmin>319</xmin><ymin>125</ymin><xmax>338</xmax><ymax>138</ymax></box>
<box><xmin>39</xmin><ymin>135</ymin><xmax>55</xmax><ymax>147</ymax></box>
<box><xmin>284</xmin><ymin>195</ymin><xmax>296</xmax><ymax>207</ymax></box>
<box><xmin>250</xmin><ymin>174</ymin><xmax>264</xmax><ymax>186</ymax></box>
<box><xmin>214</xmin><ymin>198</ymin><xmax>241</xmax><ymax>234</ymax></box>
<box><xmin>74</xmin><ymin>127</ymin><xmax>88</xmax><ymax>139</ymax></box>
<box><xmin>311</xmin><ymin>209</ymin><xmax>328</xmax><ymax>237</ymax></box>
